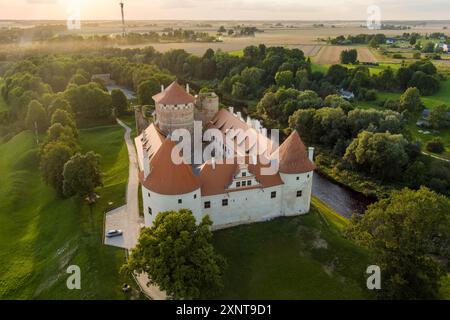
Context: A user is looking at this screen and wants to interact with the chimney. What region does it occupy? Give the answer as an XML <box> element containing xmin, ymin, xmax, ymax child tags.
<box><xmin>186</xmin><ymin>83</ymin><xmax>190</xmax><ymax>94</ymax></box>
<box><xmin>308</xmin><ymin>147</ymin><xmax>315</xmax><ymax>162</ymax></box>
<box><xmin>161</xmin><ymin>84</ymin><xmax>165</xmax><ymax>92</ymax></box>
<box><xmin>237</xmin><ymin>111</ymin><xmax>243</xmax><ymax>121</ymax></box>
<box><xmin>143</xmin><ymin>148</ymin><xmax>151</xmax><ymax>178</ymax></box>
<box><xmin>212</xmin><ymin>157</ymin><xmax>216</xmax><ymax>170</ymax></box>
<box><xmin>229</xmin><ymin>106</ymin><xmax>234</xmax><ymax>114</ymax></box>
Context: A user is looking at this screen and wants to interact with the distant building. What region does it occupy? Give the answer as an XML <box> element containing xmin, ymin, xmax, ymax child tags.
<box><xmin>339</xmin><ymin>89</ymin><xmax>355</xmax><ymax>100</ymax></box>
<box><xmin>386</xmin><ymin>38</ymin><xmax>397</xmax><ymax>44</ymax></box>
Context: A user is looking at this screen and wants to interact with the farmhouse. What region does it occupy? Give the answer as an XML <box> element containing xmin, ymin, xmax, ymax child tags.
<box><xmin>135</xmin><ymin>81</ymin><xmax>316</xmax><ymax>229</ymax></box>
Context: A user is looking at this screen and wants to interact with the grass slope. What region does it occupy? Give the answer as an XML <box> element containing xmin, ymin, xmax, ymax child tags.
<box><xmin>0</xmin><ymin>124</ymin><xmax>141</xmax><ymax>299</ymax></box>
<box><xmin>212</xmin><ymin>199</ymin><xmax>373</xmax><ymax>300</ymax></box>
<box><xmin>0</xmin><ymin>79</ymin><xmax>7</xmax><ymax>112</ymax></box>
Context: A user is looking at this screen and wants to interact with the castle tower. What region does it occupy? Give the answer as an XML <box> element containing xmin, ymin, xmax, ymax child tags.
<box><xmin>152</xmin><ymin>81</ymin><xmax>196</xmax><ymax>136</ymax></box>
<box><xmin>275</xmin><ymin>131</ymin><xmax>316</xmax><ymax>216</ymax></box>
<box><xmin>195</xmin><ymin>92</ymin><xmax>219</xmax><ymax>127</ymax></box>
<box><xmin>140</xmin><ymin>138</ymin><xmax>202</xmax><ymax>227</ymax></box>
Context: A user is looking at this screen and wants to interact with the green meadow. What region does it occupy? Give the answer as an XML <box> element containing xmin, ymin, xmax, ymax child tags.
<box><xmin>212</xmin><ymin>197</ymin><xmax>373</xmax><ymax>300</ymax></box>
<box><xmin>0</xmin><ymin>124</ymin><xmax>142</xmax><ymax>299</ymax></box>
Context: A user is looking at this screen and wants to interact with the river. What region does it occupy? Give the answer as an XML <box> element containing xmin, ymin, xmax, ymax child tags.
<box><xmin>312</xmin><ymin>172</ymin><xmax>373</xmax><ymax>218</ymax></box>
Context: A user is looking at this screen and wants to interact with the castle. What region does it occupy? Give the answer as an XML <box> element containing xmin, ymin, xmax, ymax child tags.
<box><xmin>135</xmin><ymin>81</ymin><xmax>316</xmax><ymax>229</ymax></box>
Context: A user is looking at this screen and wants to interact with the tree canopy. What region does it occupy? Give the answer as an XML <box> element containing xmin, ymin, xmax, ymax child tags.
<box><xmin>122</xmin><ymin>209</ymin><xmax>226</xmax><ymax>299</ymax></box>
<box><xmin>346</xmin><ymin>187</ymin><xmax>450</xmax><ymax>299</ymax></box>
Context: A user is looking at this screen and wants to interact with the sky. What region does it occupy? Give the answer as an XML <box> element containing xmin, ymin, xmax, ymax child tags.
<box><xmin>0</xmin><ymin>0</ymin><xmax>448</xmax><ymax>21</ymax></box>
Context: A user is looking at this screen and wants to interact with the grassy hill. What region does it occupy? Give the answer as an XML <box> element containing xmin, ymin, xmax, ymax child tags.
<box><xmin>0</xmin><ymin>125</ymin><xmax>142</xmax><ymax>299</ymax></box>
<box><xmin>211</xmin><ymin>197</ymin><xmax>373</xmax><ymax>300</ymax></box>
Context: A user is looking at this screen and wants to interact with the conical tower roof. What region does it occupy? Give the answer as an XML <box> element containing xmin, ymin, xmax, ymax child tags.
<box><xmin>141</xmin><ymin>138</ymin><xmax>201</xmax><ymax>195</ymax></box>
<box><xmin>275</xmin><ymin>131</ymin><xmax>315</xmax><ymax>174</ymax></box>
<box><xmin>152</xmin><ymin>81</ymin><xmax>195</xmax><ymax>105</ymax></box>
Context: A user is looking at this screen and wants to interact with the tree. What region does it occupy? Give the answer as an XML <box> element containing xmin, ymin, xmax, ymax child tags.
<box><xmin>46</xmin><ymin>123</ymin><xmax>77</xmax><ymax>148</ymax></box>
<box><xmin>326</xmin><ymin>64</ymin><xmax>348</xmax><ymax>85</ymax></box>
<box><xmin>429</xmin><ymin>104</ymin><xmax>449</xmax><ymax>129</ymax></box>
<box><xmin>25</xmin><ymin>100</ymin><xmax>48</xmax><ymax>133</ymax></box>
<box><xmin>344</xmin><ymin>131</ymin><xmax>409</xmax><ymax>180</ymax></box>
<box><xmin>47</xmin><ymin>97</ymin><xmax>73</xmax><ymax>116</ymax></box>
<box><xmin>51</xmin><ymin>109</ymin><xmax>77</xmax><ymax>137</ymax></box>
<box><xmin>111</xmin><ymin>89</ymin><xmax>129</xmax><ymax>116</ymax></box>
<box><xmin>62</xmin><ymin>151</ymin><xmax>102</xmax><ymax>202</ymax></box>
<box><xmin>399</xmin><ymin>87</ymin><xmax>423</xmax><ymax>113</ymax></box>
<box><xmin>346</xmin><ymin>187</ymin><xmax>450</xmax><ymax>299</ymax></box>
<box><xmin>137</xmin><ymin>78</ymin><xmax>160</xmax><ymax>105</ymax></box>
<box><xmin>64</xmin><ymin>83</ymin><xmax>112</xmax><ymax>121</ymax></box>
<box><xmin>408</xmin><ymin>71</ymin><xmax>440</xmax><ymax>96</ymax></box>
<box><xmin>122</xmin><ymin>209</ymin><xmax>226</xmax><ymax>299</ymax></box>
<box><xmin>40</xmin><ymin>141</ymin><xmax>74</xmax><ymax>195</ymax></box>
<box><xmin>340</xmin><ymin>49</ymin><xmax>358</xmax><ymax>64</ymax></box>
<box><xmin>426</xmin><ymin>138</ymin><xmax>445</xmax><ymax>154</ymax></box>
<box><xmin>275</xmin><ymin>70</ymin><xmax>294</xmax><ymax>88</ymax></box>
<box><xmin>69</xmin><ymin>73</ymin><xmax>89</xmax><ymax>86</ymax></box>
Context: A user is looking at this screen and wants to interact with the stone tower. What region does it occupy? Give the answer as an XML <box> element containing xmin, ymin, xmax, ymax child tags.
<box><xmin>152</xmin><ymin>81</ymin><xmax>195</xmax><ymax>136</ymax></box>
<box><xmin>195</xmin><ymin>92</ymin><xmax>219</xmax><ymax>127</ymax></box>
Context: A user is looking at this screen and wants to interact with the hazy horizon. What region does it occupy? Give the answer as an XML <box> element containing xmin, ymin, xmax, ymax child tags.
<box><xmin>0</xmin><ymin>0</ymin><xmax>449</xmax><ymax>21</ymax></box>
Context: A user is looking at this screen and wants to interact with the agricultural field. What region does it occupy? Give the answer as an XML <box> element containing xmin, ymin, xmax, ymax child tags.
<box><xmin>0</xmin><ymin>125</ymin><xmax>142</xmax><ymax>299</ymax></box>
<box><xmin>313</xmin><ymin>46</ymin><xmax>377</xmax><ymax>64</ymax></box>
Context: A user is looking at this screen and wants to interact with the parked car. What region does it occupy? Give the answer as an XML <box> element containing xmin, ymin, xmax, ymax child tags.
<box><xmin>106</xmin><ymin>229</ymin><xmax>123</xmax><ymax>238</ymax></box>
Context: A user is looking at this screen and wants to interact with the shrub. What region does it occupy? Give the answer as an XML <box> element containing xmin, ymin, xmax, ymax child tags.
<box><xmin>426</xmin><ymin>138</ymin><xmax>445</xmax><ymax>154</ymax></box>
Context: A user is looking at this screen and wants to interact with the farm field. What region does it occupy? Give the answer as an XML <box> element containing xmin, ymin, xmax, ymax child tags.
<box><xmin>0</xmin><ymin>125</ymin><xmax>142</xmax><ymax>299</ymax></box>
<box><xmin>313</xmin><ymin>46</ymin><xmax>377</xmax><ymax>64</ymax></box>
<box><xmin>211</xmin><ymin>197</ymin><xmax>373</xmax><ymax>300</ymax></box>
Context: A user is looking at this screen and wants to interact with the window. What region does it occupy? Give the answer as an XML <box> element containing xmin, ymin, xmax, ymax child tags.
<box><xmin>222</xmin><ymin>199</ymin><xmax>228</xmax><ymax>206</ymax></box>
<box><xmin>242</xmin><ymin>181</ymin><xmax>246</xmax><ymax>187</ymax></box>
<box><xmin>296</xmin><ymin>176</ymin><xmax>299</xmax><ymax>181</ymax></box>
<box><xmin>242</xmin><ymin>172</ymin><xmax>247</xmax><ymax>177</ymax></box>
<box><xmin>204</xmin><ymin>201</ymin><xmax>211</xmax><ymax>209</ymax></box>
<box><xmin>194</xmin><ymin>194</ymin><xmax>197</xmax><ymax>199</ymax></box>
<box><xmin>178</xmin><ymin>199</ymin><xmax>182</xmax><ymax>204</ymax></box>
<box><xmin>148</xmin><ymin>207</ymin><xmax>152</xmax><ymax>215</ymax></box>
<box><xmin>297</xmin><ymin>190</ymin><xmax>302</xmax><ymax>197</ymax></box>
<box><xmin>148</xmin><ymin>192</ymin><xmax>151</xmax><ymax>197</ymax></box>
<box><xmin>271</xmin><ymin>191</ymin><xmax>276</xmax><ymax>199</ymax></box>
<box><xmin>236</xmin><ymin>182</ymin><xmax>241</xmax><ymax>187</ymax></box>
<box><xmin>307</xmin><ymin>174</ymin><xmax>310</xmax><ymax>178</ymax></box>
<box><xmin>247</xmin><ymin>180</ymin><xmax>252</xmax><ymax>186</ymax></box>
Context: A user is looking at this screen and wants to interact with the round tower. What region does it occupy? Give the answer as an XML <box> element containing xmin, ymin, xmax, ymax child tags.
<box><xmin>195</xmin><ymin>92</ymin><xmax>219</xmax><ymax>126</ymax></box>
<box><xmin>152</xmin><ymin>81</ymin><xmax>195</xmax><ymax>136</ymax></box>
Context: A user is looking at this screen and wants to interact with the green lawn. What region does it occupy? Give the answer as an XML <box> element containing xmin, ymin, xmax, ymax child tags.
<box><xmin>0</xmin><ymin>124</ymin><xmax>143</xmax><ymax>299</ymax></box>
<box><xmin>211</xmin><ymin>198</ymin><xmax>373</xmax><ymax>300</ymax></box>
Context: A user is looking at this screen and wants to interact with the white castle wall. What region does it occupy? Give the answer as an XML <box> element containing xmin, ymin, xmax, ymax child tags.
<box><xmin>201</xmin><ymin>185</ymin><xmax>284</xmax><ymax>229</ymax></box>
<box><xmin>280</xmin><ymin>172</ymin><xmax>314</xmax><ymax>216</ymax></box>
<box><xmin>142</xmin><ymin>186</ymin><xmax>202</xmax><ymax>227</ymax></box>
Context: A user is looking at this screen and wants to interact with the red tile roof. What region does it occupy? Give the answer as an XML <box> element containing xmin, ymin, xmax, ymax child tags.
<box><xmin>152</xmin><ymin>81</ymin><xmax>195</xmax><ymax>105</ymax></box>
<box><xmin>140</xmin><ymin>138</ymin><xmax>201</xmax><ymax>195</ymax></box>
<box><xmin>275</xmin><ymin>131</ymin><xmax>315</xmax><ymax>174</ymax></box>
<box><xmin>199</xmin><ymin>156</ymin><xmax>284</xmax><ymax>196</ymax></box>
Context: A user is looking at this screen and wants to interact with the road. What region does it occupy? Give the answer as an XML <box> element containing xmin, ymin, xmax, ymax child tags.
<box><xmin>104</xmin><ymin>119</ymin><xmax>143</xmax><ymax>249</ymax></box>
<box><xmin>104</xmin><ymin>119</ymin><xmax>167</xmax><ymax>300</ymax></box>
